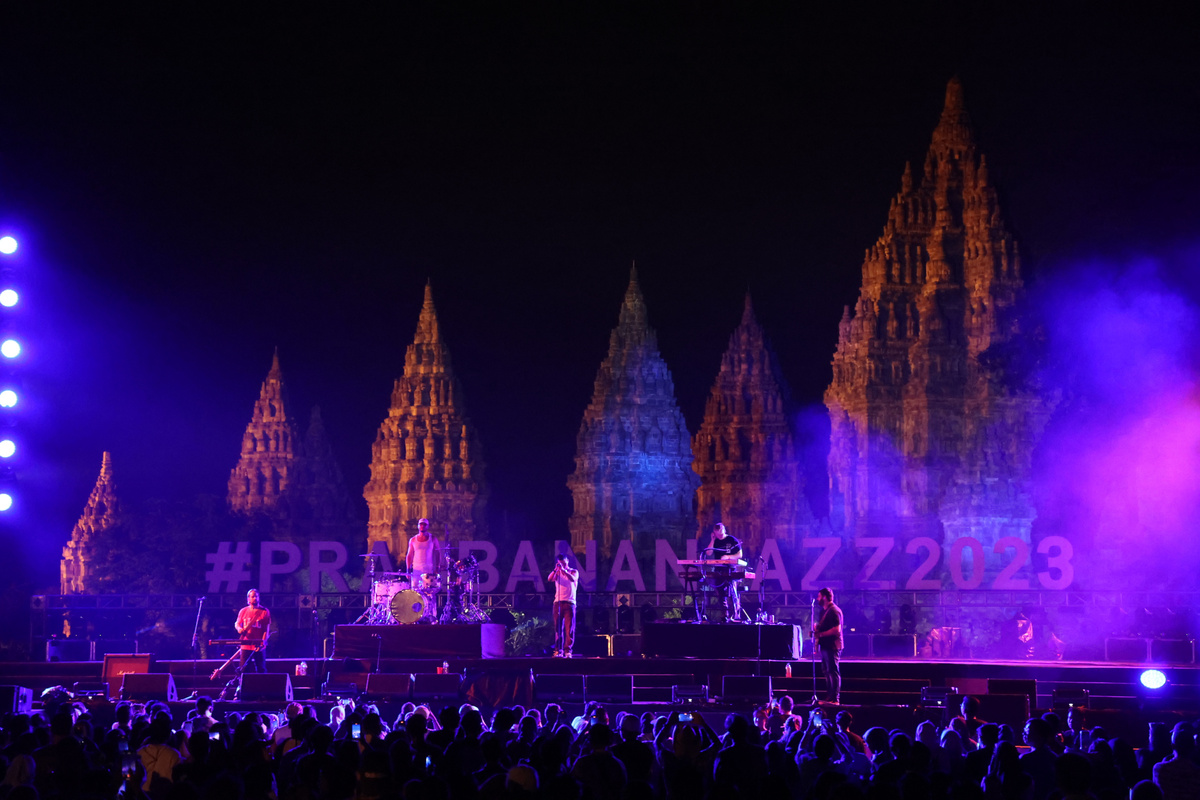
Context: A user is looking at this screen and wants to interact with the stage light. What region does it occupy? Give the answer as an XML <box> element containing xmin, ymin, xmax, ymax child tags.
<box><xmin>0</xmin><ymin>440</ymin><xmax>13</xmax><ymax>458</ymax></box>
<box><xmin>0</xmin><ymin>390</ymin><xmax>15</xmax><ymax>408</ymax></box>
<box><xmin>1</xmin><ymin>340</ymin><xmax>19</xmax><ymax>358</ymax></box>
<box><xmin>0</xmin><ymin>493</ymin><xmax>11</xmax><ymax>511</ymax></box>
<box><xmin>0</xmin><ymin>290</ymin><xmax>15</xmax><ymax>307</ymax></box>
<box><xmin>1140</xmin><ymin>669</ymin><xmax>1167</xmax><ymax>690</ymax></box>
<box><xmin>0</xmin><ymin>237</ymin><xmax>16</xmax><ymax>255</ymax></box>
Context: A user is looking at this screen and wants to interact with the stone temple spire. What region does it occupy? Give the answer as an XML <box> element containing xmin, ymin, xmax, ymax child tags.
<box><xmin>824</xmin><ymin>79</ymin><xmax>1053</xmax><ymax>566</ymax></box>
<box><xmin>365</xmin><ymin>283</ymin><xmax>487</xmax><ymax>559</ymax></box>
<box><xmin>301</xmin><ymin>405</ymin><xmax>352</xmax><ymax>521</ymax></box>
<box><xmin>228</xmin><ymin>349</ymin><xmax>302</xmax><ymax>516</ymax></box>
<box><xmin>61</xmin><ymin>452</ymin><xmax>120</xmax><ymax>594</ymax></box>
<box><xmin>693</xmin><ymin>293</ymin><xmax>814</xmax><ymax>554</ymax></box>
<box><xmin>569</xmin><ymin>269</ymin><xmax>699</xmax><ymax>558</ymax></box>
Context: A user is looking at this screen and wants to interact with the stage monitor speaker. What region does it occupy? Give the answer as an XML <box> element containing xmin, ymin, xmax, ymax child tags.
<box><xmin>240</xmin><ymin>673</ymin><xmax>294</xmax><ymax>702</ymax></box>
<box><xmin>1051</xmin><ymin>688</ymin><xmax>1089</xmax><ymax>710</ymax></box>
<box><xmin>413</xmin><ymin>673</ymin><xmax>462</xmax><ymax>702</ymax></box>
<box><xmin>1151</xmin><ymin>639</ymin><xmax>1195</xmax><ymax>664</ymax></box>
<box><xmin>103</xmin><ymin>653</ymin><xmax>154</xmax><ymax>699</ymax></box>
<box><xmin>0</xmin><ymin>685</ymin><xmax>33</xmax><ymax>714</ymax></box>
<box><xmin>1105</xmin><ymin>637</ymin><xmax>1149</xmax><ymax>662</ymax></box>
<box><xmin>673</xmin><ymin>684</ymin><xmax>709</xmax><ymax>704</ymax></box>
<box><xmin>535</xmin><ymin>674</ymin><xmax>584</xmax><ymax>702</ymax></box>
<box><xmin>365</xmin><ymin>673</ymin><xmax>415</xmax><ymax>701</ymax></box>
<box><xmin>575</xmin><ymin>634</ymin><xmax>612</xmax><ymax>657</ymax></box>
<box><xmin>121</xmin><ymin>673</ymin><xmax>178</xmax><ymax>702</ymax></box>
<box><xmin>585</xmin><ymin>674</ymin><xmax>632</xmax><ymax>704</ymax></box>
<box><xmin>873</xmin><ymin>634</ymin><xmax>917</xmax><ymax>658</ymax></box>
<box><xmin>843</xmin><ymin>634</ymin><xmax>870</xmax><ymax>658</ymax></box>
<box><xmin>919</xmin><ymin>687</ymin><xmax>961</xmax><ymax>709</ymax></box>
<box><xmin>721</xmin><ymin>675</ymin><xmax>772</xmax><ymax>704</ymax></box>
<box><xmin>46</xmin><ymin>639</ymin><xmax>96</xmax><ymax>662</ymax></box>
<box><xmin>612</xmin><ymin>634</ymin><xmax>642</xmax><ymax>658</ymax></box>
<box><xmin>988</xmin><ymin>679</ymin><xmax>1037</xmax><ymax>712</ymax></box>
<box><xmin>977</xmin><ymin>694</ymin><xmax>1030</xmax><ymax>730</ymax></box>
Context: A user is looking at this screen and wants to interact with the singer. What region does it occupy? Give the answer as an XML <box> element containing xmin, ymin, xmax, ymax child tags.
<box><xmin>547</xmin><ymin>553</ymin><xmax>579</xmax><ymax>658</ymax></box>
<box><xmin>812</xmin><ymin>587</ymin><xmax>843</xmax><ymax>705</ymax></box>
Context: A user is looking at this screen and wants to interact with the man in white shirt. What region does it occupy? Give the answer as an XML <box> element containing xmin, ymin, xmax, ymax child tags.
<box><xmin>406</xmin><ymin>518</ymin><xmax>442</xmax><ymax>579</ymax></box>
<box><xmin>547</xmin><ymin>554</ymin><xmax>579</xmax><ymax>657</ymax></box>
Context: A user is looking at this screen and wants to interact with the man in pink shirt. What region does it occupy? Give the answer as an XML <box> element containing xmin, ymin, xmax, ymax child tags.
<box><xmin>234</xmin><ymin>588</ymin><xmax>271</xmax><ymax>673</ymax></box>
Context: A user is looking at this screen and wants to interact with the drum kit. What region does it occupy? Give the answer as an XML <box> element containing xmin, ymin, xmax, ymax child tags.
<box><xmin>357</xmin><ymin>546</ymin><xmax>490</xmax><ymax>626</ymax></box>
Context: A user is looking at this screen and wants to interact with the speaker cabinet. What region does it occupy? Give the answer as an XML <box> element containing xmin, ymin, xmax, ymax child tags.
<box><xmin>873</xmin><ymin>634</ymin><xmax>917</xmax><ymax>658</ymax></box>
<box><xmin>721</xmin><ymin>675</ymin><xmax>772</xmax><ymax>703</ymax></box>
<box><xmin>534</xmin><ymin>674</ymin><xmax>584</xmax><ymax>702</ymax></box>
<box><xmin>585</xmin><ymin>675</ymin><xmax>633</xmax><ymax>704</ymax></box>
<box><xmin>240</xmin><ymin>673</ymin><xmax>294</xmax><ymax>702</ymax></box>
<box><xmin>574</xmin><ymin>634</ymin><xmax>612</xmax><ymax>657</ymax></box>
<box><xmin>1151</xmin><ymin>639</ymin><xmax>1195</xmax><ymax>664</ymax></box>
<box><xmin>0</xmin><ymin>685</ymin><xmax>33</xmax><ymax>714</ymax></box>
<box><xmin>121</xmin><ymin>673</ymin><xmax>178</xmax><ymax>702</ymax></box>
<box><xmin>103</xmin><ymin>654</ymin><xmax>154</xmax><ymax>699</ymax></box>
<box><xmin>46</xmin><ymin>639</ymin><xmax>96</xmax><ymax>662</ymax></box>
<box><xmin>976</xmin><ymin>693</ymin><xmax>1031</xmax><ymax>730</ymax></box>
<box><xmin>365</xmin><ymin>673</ymin><xmax>415</xmax><ymax>701</ymax></box>
<box><xmin>413</xmin><ymin>673</ymin><xmax>462</xmax><ymax>702</ymax></box>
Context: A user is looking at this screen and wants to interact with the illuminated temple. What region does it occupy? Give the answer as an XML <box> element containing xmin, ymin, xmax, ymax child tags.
<box><xmin>568</xmin><ymin>269</ymin><xmax>699</xmax><ymax>558</ymax></box>
<box><xmin>59</xmin><ymin>452</ymin><xmax>119</xmax><ymax>594</ymax></box>
<box><xmin>227</xmin><ymin>350</ymin><xmax>352</xmax><ymax>523</ymax></box>
<box><xmin>693</xmin><ymin>294</ymin><xmax>814</xmax><ymax>554</ymax></box>
<box><xmin>363</xmin><ymin>283</ymin><xmax>487</xmax><ymax>560</ymax></box>
<box><xmin>825</xmin><ymin>78</ymin><xmax>1055</xmax><ymax>562</ymax></box>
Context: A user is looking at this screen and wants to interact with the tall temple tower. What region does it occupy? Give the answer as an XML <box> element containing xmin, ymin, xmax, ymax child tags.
<box><xmin>693</xmin><ymin>294</ymin><xmax>813</xmax><ymax>554</ymax></box>
<box><xmin>228</xmin><ymin>350</ymin><xmax>303</xmax><ymax>516</ymax></box>
<box><xmin>61</xmin><ymin>452</ymin><xmax>119</xmax><ymax>594</ymax></box>
<box><xmin>568</xmin><ymin>268</ymin><xmax>699</xmax><ymax>558</ymax></box>
<box><xmin>364</xmin><ymin>283</ymin><xmax>486</xmax><ymax>559</ymax></box>
<box><xmin>227</xmin><ymin>352</ymin><xmax>353</xmax><ymax>522</ymax></box>
<box><xmin>825</xmin><ymin>78</ymin><xmax>1053</xmax><ymax>559</ymax></box>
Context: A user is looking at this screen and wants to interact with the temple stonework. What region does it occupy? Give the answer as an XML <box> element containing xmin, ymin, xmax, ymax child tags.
<box><xmin>227</xmin><ymin>351</ymin><xmax>352</xmax><ymax>522</ymax></box>
<box><xmin>61</xmin><ymin>452</ymin><xmax>119</xmax><ymax>594</ymax></box>
<box><xmin>693</xmin><ymin>294</ymin><xmax>814</xmax><ymax>555</ymax></box>
<box><xmin>825</xmin><ymin>78</ymin><xmax>1054</xmax><ymax>564</ymax></box>
<box><xmin>364</xmin><ymin>283</ymin><xmax>486</xmax><ymax>559</ymax></box>
<box><xmin>228</xmin><ymin>350</ymin><xmax>303</xmax><ymax>516</ymax></box>
<box><xmin>568</xmin><ymin>269</ymin><xmax>699</xmax><ymax>558</ymax></box>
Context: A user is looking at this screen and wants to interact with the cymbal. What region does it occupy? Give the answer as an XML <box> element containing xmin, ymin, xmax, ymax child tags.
<box><xmin>359</xmin><ymin>553</ymin><xmax>386</xmax><ymax>558</ymax></box>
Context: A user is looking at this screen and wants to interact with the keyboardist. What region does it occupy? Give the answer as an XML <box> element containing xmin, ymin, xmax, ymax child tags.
<box><xmin>705</xmin><ymin>523</ymin><xmax>744</xmax><ymax>621</ymax></box>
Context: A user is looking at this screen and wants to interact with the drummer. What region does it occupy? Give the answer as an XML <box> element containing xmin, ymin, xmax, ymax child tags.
<box><xmin>406</xmin><ymin>518</ymin><xmax>442</xmax><ymax>582</ymax></box>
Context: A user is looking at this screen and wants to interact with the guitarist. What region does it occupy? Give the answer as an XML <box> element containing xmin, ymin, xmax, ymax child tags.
<box><xmin>213</xmin><ymin>588</ymin><xmax>271</xmax><ymax>679</ymax></box>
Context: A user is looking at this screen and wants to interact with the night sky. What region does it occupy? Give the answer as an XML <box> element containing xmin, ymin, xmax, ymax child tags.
<box><xmin>1</xmin><ymin>5</ymin><xmax>1198</xmax><ymax>591</ymax></box>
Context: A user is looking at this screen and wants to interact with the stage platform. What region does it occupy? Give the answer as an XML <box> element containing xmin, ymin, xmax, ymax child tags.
<box><xmin>2</xmin><ymin>652</ymin><xmax>1198</xmax><ymax>746</ymax></box>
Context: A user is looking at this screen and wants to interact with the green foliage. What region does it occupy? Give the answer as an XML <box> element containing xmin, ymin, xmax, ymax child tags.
<box><xmin>505</xmin><ymin>611</ymin><xmax>551</xmax><ymax>656</ymax></box>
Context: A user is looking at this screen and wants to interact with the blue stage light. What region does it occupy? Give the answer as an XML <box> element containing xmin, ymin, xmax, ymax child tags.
<box><xmin>1</xmin><ymin>340</ymin><xmax>19</xmax><ymax>359</ymax></box>
<box><xmin>0</xmin><ymin>390</ymin><xmax>15</xmax><ymax>408</ymax></box>
<box><xmin>0</xmin><ymin>290</ymin><xmax>16</xmax><ymax>307</ymax></box>
<box><xmin>1140</xmin><ymin>669</ymin><xmax>1167</xmax><ymax>690</ymax></box>
<box><xmin>0</xmin><ymin>440</ymin><xmax>13</xmax><ymax>459</ymax></box>
<box><xmin>0</xmin><ymin>493</ymin><xmax>11</xmax><ymax>511</ymax></box>
<box><xmin>0</xmin><ymin>237</ymin><xmax>16</xmax><ymax>255</ymax></box>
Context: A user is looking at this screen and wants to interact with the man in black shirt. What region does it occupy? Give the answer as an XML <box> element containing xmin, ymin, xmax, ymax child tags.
<box><xmin>813</xmin><ymin>587</ymin><xmax>843</xmax><ymax>705</ymax></box>
<box><xmin>706</xmin><ymin>523</ymin><xmax>744</xmax><ymax>622</ymax></box>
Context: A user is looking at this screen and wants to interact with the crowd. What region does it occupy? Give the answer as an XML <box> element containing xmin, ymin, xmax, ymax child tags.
<box><xmin>0</xmin><ymin>692</ymin><xmax>1197</xmax><ymax>800</ymax></box>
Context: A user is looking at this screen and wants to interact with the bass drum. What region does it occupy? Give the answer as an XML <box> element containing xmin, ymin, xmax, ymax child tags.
<box><xmin>389</xmin><ymin>589</ymin><xmax>428</xmax><ymax>624</ymax></box>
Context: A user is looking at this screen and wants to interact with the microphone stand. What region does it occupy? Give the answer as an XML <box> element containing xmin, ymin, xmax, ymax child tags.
<box><xmin>810</xmin><ymin>599</ymin><xmax>820</xmax><ymax>706</ymax></box>
<box><xmin>189</xmin><ymin>597</ymin><xmax>205</xmax><ymax>697</ymax></box>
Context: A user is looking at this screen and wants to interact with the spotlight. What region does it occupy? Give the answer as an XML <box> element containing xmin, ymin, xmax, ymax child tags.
<box><xmin>0</xmin><ymin>390</ymin><xmax>15</xmax><ymax>408</ymax></box>
<box><xmin>0</xmin><ymin>237</ymin><xmax>16</xmax><ymax>255</ymax></box>
<box><xmin>0</xmin><ymin>290</ymin><xmax>15</xmax><ymax>307</ymax></box>
<box><xmin>1140</xmin><ymin>669</ymin><xmax>1167</xmax><ymax>690</ymax></box>
<box><xmin>0</xmin><ymin>493</ymin><xmax>11</xmax><ymax>511</ymax></box>
<box><xmin>1</xmin><ymin>340</ymin><xmax>19</xmax><ymax>358</ymax></box>
<box><xmin>0</xmin><ymin>440</ymin><xmax>13</xmax><ymax>458</ymax></box>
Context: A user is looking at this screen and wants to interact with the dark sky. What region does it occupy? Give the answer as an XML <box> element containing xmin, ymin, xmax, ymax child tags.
<box><xmin>1</xmin><ymin>4</ymin><xmax>1198</xmax><ymax>590</ymax></box>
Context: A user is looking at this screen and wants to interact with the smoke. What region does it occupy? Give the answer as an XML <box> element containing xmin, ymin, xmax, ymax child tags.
<box><xmin>1030</xmin><ymin>252</ymin><xmax>1200</xmax><ymax>590</ymax></box>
